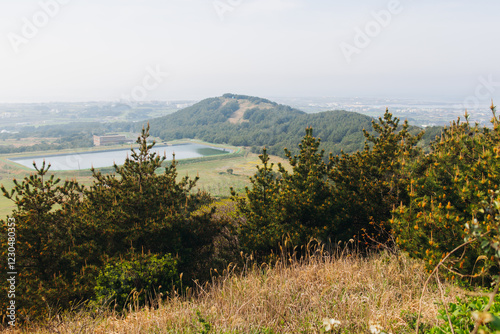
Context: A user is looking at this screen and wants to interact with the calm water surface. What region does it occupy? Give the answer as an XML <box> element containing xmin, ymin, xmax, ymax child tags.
<box><xmin>9</xmin><ymin>143</ymin><xmax>230</xmax><ymax>171</ymax></box>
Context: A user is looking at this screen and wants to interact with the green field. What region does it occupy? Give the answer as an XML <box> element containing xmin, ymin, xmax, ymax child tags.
<box><xmin>0</xmin><ymin>143</ymin><xmax>288</xmax><ymax>218</ymax></box>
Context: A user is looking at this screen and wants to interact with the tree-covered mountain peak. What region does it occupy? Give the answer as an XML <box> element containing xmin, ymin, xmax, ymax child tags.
<box><xmin>162</xmin><ymin>93</ymin><xmax>305</xmax><ymax>126</ymax></box>
<box><xmin>147</xmin><ymin>93</ymin><xmax>375</xmax><ymax>156</ymax></box>
<box><xmin>148</xmin><ymin>93</ymin><xmax>439</xmax><ymax>157</ymax></box>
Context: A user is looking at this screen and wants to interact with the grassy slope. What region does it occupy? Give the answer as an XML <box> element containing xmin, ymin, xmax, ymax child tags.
<box><xmin>12</xmin><ymin>250</ymin><xmax>467</xmax><ymax>333</ymax></box>
<box><xmin>177</xmin><ymin>153</ymin><xmax>287</xmax><ymax>197</ymax></box>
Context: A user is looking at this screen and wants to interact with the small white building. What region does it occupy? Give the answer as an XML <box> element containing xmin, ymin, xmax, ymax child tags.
<box><xmin>93</xmin><ymin>135</ymin><xmax>130</xmax><ymax>146</ymax></box>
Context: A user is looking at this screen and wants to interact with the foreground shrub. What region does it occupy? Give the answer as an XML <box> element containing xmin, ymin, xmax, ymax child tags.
<box><xmin>81</xmin><ymin>125</ymin><xmax>222</xmax><ymax>283</ymax></box>
<box><xmin>232</xmin><ymin>128</ymin><xmax>336</xmax><ymax>256</ymax></box>
<box><xmin>0</xmin><ymin>125</ymin><xmax>223</xmax><ymax>323</ymax></box>
<box><xmin>234</xmin><ymin>111</ymin><xmax>423</xmax><ymax>256</ymax></box>
<box><xmin>0</xmin><ymin>162</ymin><xmax>98</xmax><ymax>322</ymax></box>
<box><xmin>329</xmin><ymin>110</ymin><xmax>423</xmax><ymax>243</ymax></box>
<box><xmin>94</xmin><ymin>252</ymin><xmax>178</xmax><ymax>310</ymax></box>
<box><xmin>192</xmin><ymin>198</ymin><xmax>243</xmax><ymax>273</ymax></box>
<box><xmin>392</xmin><ymin>104</ymin><xmax>500</xmax><ymax>276</ymax></box>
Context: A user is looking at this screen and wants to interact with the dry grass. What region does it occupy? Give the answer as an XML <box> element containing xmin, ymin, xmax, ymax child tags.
<box><xmin>5</xmin><ymin>248</ymin><xmax>466</xmax><ymax>334</ymax></box>
<box><xmin>227</xmin><ymin>100</ymin><xmax>273</xmax><ymax>125</ymax></box>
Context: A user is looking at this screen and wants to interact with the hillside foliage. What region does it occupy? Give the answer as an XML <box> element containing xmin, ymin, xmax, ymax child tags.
<box><xmin>148</xmin><ymin>94</ymin><xmax>379</xmax><ymax>157</ymax></box>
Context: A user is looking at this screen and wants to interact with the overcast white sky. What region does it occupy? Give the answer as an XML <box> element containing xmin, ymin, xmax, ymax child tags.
<box><xmin>0</xmin><ymin>0</ymin><xmax>499</xmax><ymax>103</ymax></box>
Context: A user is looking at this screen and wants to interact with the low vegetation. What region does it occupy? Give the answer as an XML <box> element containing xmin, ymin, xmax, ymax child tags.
<box><xmin>2</xmin><ymin>248</ymin><xmax>465</xmax><ymax>333</ymax></box>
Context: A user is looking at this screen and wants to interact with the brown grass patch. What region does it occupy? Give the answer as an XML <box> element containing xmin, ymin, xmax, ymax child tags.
<box><xmin>227</xmin><ymin>100</ymin><xmax>274</xmax><ymax>125</ymax></box>
<box><xmin>5</xmin><ymin>249</ymin><xmax>466</xmax><ymax>333</ymax></box>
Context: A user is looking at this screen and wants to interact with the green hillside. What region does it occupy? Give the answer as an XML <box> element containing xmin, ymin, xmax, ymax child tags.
<box><xmin>148</xmin><ymin>93</ymin><xmax>375</xmax><ymax>157</ymax></box>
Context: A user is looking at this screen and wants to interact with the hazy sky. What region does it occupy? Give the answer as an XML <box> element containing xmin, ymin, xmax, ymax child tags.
<box><xmin>0</xmin><ymin>0</ymin><xmax>499</xmax><ymax>103</ymax></box>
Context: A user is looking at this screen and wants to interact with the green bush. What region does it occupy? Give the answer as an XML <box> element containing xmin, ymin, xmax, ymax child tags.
<box><xmin>0</xmin><ymin>162</ymin><xmax>99</xmax><ymax>321</ymax></box>
<box><xmin>192</xmin><ymin>198</ymin><xmax>243</xmax><ymax>273</ymax></box>
<box><xmin>391</xmin><ymin>105</ymin><xmax>500</xmax><ymax>276</ymax></box>
<box><xmin>233</xmin><ymin>111</ymin><xmax>423</xmax><ymax>256</ymax></box>
<box><xmin>81</xmin><ymin>125</ymin><xmax>222</xmax><ymax>283</ymax></box>
<box><xmin>232</xmin><ymin>128</ymin><xmax>335</xmax><ymax>256</ymax></box>
<box><xmin>0</xmin><ymin>125</ymin><xmax>222</xmax><ymax>322</ymax></box>
<box><xmin>430</xmin><ymin>294</ymin><xmax>500</xmax><ymax>333</ymax></box>
<box><xmin>329</xmin><ymin>110</ymin><xmax>422</xmax><ymax>243</ymax></box>
<box><xmin>94</xmin><ymin>252</ymin><xmax>178</xmax><ymax>310</ymax></box>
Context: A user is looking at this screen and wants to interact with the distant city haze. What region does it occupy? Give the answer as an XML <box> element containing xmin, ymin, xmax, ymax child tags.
<box><xmin>0</xmin><ymin>0</ymin><xmax>499</xmax><ymax>103</ymax></box>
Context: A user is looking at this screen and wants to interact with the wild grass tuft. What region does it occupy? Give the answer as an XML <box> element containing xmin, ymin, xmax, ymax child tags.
<box><xmin>6</xmin><ymin>246</ymin><xmax>466</xmax><ymax>333</ymax></box>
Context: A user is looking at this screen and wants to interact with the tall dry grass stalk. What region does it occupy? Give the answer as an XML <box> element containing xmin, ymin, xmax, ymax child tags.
<box><xmin>5</xmin><ymin>246</ymin><xmax>466</xmax><ymax>333</ymax></box>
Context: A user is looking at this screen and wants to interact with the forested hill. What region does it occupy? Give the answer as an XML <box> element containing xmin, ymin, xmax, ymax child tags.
<box><xmin>147</xmin><ymin>93</ymin><xmax>379</xmax><ymax>157</ymax></box>
<box><xmin>0</xmin><ymin>94</ymin><xmax>440</xmax><ymax>156</ymax></box>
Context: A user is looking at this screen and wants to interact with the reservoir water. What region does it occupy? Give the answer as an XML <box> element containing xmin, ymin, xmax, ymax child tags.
<box><xmin>9</xmin><ymin>143</ymin><xmax>230</xmax><ymax>171</ymax></box>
